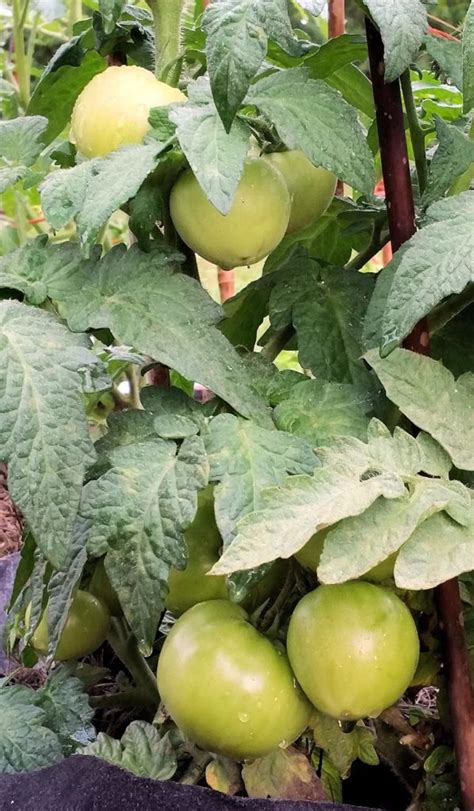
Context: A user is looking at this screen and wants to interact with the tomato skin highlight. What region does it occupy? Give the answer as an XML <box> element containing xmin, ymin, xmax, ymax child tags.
<box><xmin>157</xmin><ymin>600</ymin><xmax>312</xmax><ymax>760</ymax></box>
<box><xmin>295</xmin><ymin>527</ymin><xmax>397</xmax><ymax>582</ymax></box>
<box><xmin>31</xmin><ymin>590</ymin><xmax>111</xmax><ymax>661</ymax></box>
<box><xmin>169</xmin><ymin>158</ymin><xmax>291</xmax><ymax>269</ymax></box>
<box><xmin>70</xmin><ymin>65</ymin><xmax>185</xmax><ymax>158</ymax></box>
<box><xmin>265</xmin><ymin>150</ymin><xmax>337</xmax><ymax>234</ymax></box>
<box><xmin>287</xmin><ymin>582</ymin><xmax>419</xmax><ymax>721</ymax></box>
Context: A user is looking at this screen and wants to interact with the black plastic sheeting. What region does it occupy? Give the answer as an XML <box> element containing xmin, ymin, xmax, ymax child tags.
<box><xmin>0</xmin><ymin>756</ymin><xmax>380</xmax><ymax>811</ymax></box>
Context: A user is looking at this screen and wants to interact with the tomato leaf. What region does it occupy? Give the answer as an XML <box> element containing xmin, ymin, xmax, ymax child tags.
<box><xmin>98</xmin><ymin>0</ymin><xmax>125</xmax><ymax>36</ymax></box>
<box><xmin>0</xmin><ymin>301</ymin><xmax>95</xmax><ymax>569</ymax></box>
<box><xmin>0</xmin><ymin>684</ymin><xmax>63</xmax><ymax>773</ymax></box>
<box><xmin>396</xmin><ymin>506</ymin><xmax>474</xmax><ymax>589</ymax></box>
<box><xmin>422</xmin><ymin>119</ymin><xmax>474</xmax><ymax>207</ymax></box>
<box><xmin>170</xmin><ymin>77</ymin><xmax>251</xmax><ymax>215</ymax></box>
<box><xmin>318</xmin><ymin>477</ymin><xmax>471</xmax><ymax>585</ymax></box>
<box><xmin>81</xmin><ymin>722</ymin><xmax>177</xmax><ymax>780</ymax></box>
<box><xmin>248</xmin><ymin>68</ymin><xmax>375</xmax><ymax>194</ymax></box>
<box><xmin>267</xmin><ymin>256</ymin><xmax>375</xmax><ymax>388</ymax></box>
<box><xmin>141</xmin><ymin>385</ymin><xmax>217</xmax><ymax>439</ymax></box>
<box><xmin>81</xmin><ymin>436</ymin><xmax>208</xmax><ymax>652</ymax></box>
<box><xmin>34</xmin><ymin>667</ymin><xmax>95</xmax><ymax>753</ymax></box>
<box><xmin>0</xmin><ymin>240</ymin><xmax>271</xmax><ymax>426</ymax></box>
<box><xmin>211</xmin><ymin>429</ymin><xmax>407</xmax><ymax>575</ymax></box>
<box><xmin>242</xmin><ymin>747</ymin><xmax>327</xmax><ymax>801</ymax></box>
<box><xmin>0</xmin><ymin>116</ymin><xmax>48</xmax><ymax>193</ymax></box>
<box><xmin>204</xmin><ymin>413</ymin><xmax>317</xmax><ymax>544</ymax></box>
<box><xmin>464</xmin><ymin>1</ymin><xmax>474</xmax><ymax>113</ymax></box>
<box><xmin>366</xmin><ymin>193</ymin><xmax>474</xmax><ymax>352</ymax></box>
<box><xmin>366</xmin><ymin>348</ymin><xmax>474</xmax><ymax>471</ymax></box>
<box><xmin>41</xmin><ymin>143</ymin><xmax>162</xmax><ymax>256</ymax></box>
<box><xmin>203</xmin><ymin>0</ymin><xmax>301</xmax><ymax>131</ymax></box>
<box><xmin>424</xmin><ymin>34</ymin><xmax>463</xmax><ymax>91</ymax></box>
<box><xmin>364</xmin><ymin>0</ymin><xmax>427</xmax><ymax>82</ymax></box>
<box><xmin>273</xmin><ymin>379</ymin><xmax>371</xmax><ymax>446</ymax></box>
<box><xmin>206</xmin><ymin>757</ymin><xmax>243</xmax><ymax>796</ymax></box>
<box><xmin>28</xmin><ymin>47</ymin><xmax>107</xmax><ymax>144</ymax></box>
<box><xmin>304</xmin><ymin>34</ymin><xmax>368</xmax><ymax>80</ymax></box>
<box><xmin>311</xmin><ymin>712</ymin><xmax>378</xmax><ymax>778</ymax></box>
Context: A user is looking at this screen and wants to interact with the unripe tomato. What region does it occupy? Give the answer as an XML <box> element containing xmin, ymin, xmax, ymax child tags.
<box><xmin>70</xmin><ymin>66</ymin><xmax>186</xmax><ymax>158</ymax></box>
<box><xmin>165</xmin><ymin>486</ymin><xmax>228</xmax><ymax>616</ymax></box>
<box><xmin>169</xmin><ymin>158</ymin><xmax>291</xmax><ymax>269</ymax></box>
<box><xmin>295</xmin><ymin>527</ymin><xmax>397</xmax><ymax>582</ymax></box>
<box><xmin>265</xmin><ymin>150</ymin><xmax>336</xmax><ymax>234</ymax></box>
<box><xmin>287</xmin><ymin>582</ymin><xmax>419</xmax><ymax>720</ymax></box>
<box><xmin>89</xmin><ymin>558</ymin><xmax>122</xmax><ymax>615</ymax></box>
<box><xmin>30</xmin><ymin>590</ymin><xmax>110</xmax><ymax>661</ymax></box>
<box><xmin>157</xmin><ymin>600</ymin><xmax>311</xmax><ymax>759</ymax></box>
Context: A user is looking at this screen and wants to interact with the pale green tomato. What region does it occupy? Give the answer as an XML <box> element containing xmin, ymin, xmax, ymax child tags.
<box><xmin>169</xmin><ymin>158</ymin><xmax>291</xmax><ymax>269</ymax></box>
<box><xmin>265</xmin><ymin>150</ymin><xmax>337</xmax><ymax>233</ymax></box>
<box><xmin>295</xmin><ymin>527</ymin><xmax>397</xmax><ymax>583</ymax></box>
<box><xmin>157</xmin><ymin>600</ymin><xmax>312</xmax><ymax>760</ymax></box>
<box><xmin>165</xmin><ymin>485</ymin><xmax>228</xmax><ymax>616</ymax></box>
<box><xmin>70</xmin><ymin>66</ymin><xmax>186</xmax><ymax>158</ymax></box>
<box><xmin>287</xmin><ymin>583</ymin><xmax>420</xmax><ymax>720</ymax></box>
<box><xmin>30</xmin><ymin>590</ymin><xmax>110</xmax><ymax>661</ymax></box>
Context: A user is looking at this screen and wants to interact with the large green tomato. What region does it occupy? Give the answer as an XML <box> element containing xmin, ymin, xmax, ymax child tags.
<box><xmin>170</xmin><ymin>158</ymin><xmax>291</xmax><ymax>269</ymax></box>
<box><xmin>265</xmin><ymin>150</ymin><xmax>337</xmax><ymax>234</ymax></box>
<box><xmin>31</xmin><ymin>590</ymin><xmax>111</xmax><ymax>661</ymax></box>
<box><xmin>89</xmin><ymin>558</ymin><xmax>122</xmax><ymax>615</ymax></box>
<box><xmin>287</xmin><ymin>582</ymin><xmax>419</xmax><ymax>721</ymax></box>
<box><xmin>295</xmin><ymin>527</ymin><xmax>397</xmax><ymax>582</ymax></box>
<box><xmin>165</xmin><ymin>486</ymin><xmax>228</xmax><ymax>616</ymax></box>
<box><xmin>70</xmin><ymin>66</ymin><xmax>185</xmax><ymax>158</ymax></box>
<box><xmin>157</xmin><ymin>600</ymin><xmax>311</xmax><ymax>760</ymax></box>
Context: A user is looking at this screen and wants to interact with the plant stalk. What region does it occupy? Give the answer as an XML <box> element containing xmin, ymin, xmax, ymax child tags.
<box><xmin>12</xmin><ymin>0</ymin><xmax>30</xmax><ymax>109</ymax></box>
<box><xmin>107</xmin><ymin>617</ymin><xmax>159</xmax><ymax>709</ymax></box>
<box><xmin>148</xmin><ymin>0</ymin><xmax>185</xmax><ymax>85</ymax></box>
<box><xmin>400</xmin><ymin>70</ymin><xmax>428</xmax><ymax>196</ymax></box>
<box><xmin>366</xmin><ymin>18</ymin><xmax>474</xmax><ymax>811</ymax></box>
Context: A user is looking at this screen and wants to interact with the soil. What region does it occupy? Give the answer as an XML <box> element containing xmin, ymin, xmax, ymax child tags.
<box><xmin>0</xmin><ymin>464</ymin><xmax>23</xmax><ymax>557</ymax></box>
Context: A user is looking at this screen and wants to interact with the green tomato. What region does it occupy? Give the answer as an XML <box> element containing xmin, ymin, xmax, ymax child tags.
<box><xmin>287</xmin><ymin>582</ymin><xmax>419</xmax><ymax>721</ymax></box>
<box><xmin>295</xmin><ymin>527</ymin><xmax>397</xmax><ymax>582</ymax></box>
<box><xmin>165</xmin><ymin>487</ymin><xmax>288</xmax><ymax>616</ymax></box>
<box><xmin>70</xmin><ymin>66</ymin><xmax>185</xmax><ymax>158</ymax></box>
<box><xmin>170</xmin><ymin>158</ymin><xmax>291</xmax><ymax>269</ymax></box>
<box><xmin>31</xmin><ymin>590</ymin><xmax>111</xmax><ymax>661</ymax></box>
<box><xmin>165</xmin><ymin>486</ymin><xmax>228</xmax><ymax>616</ymax></box>
<box><xmin>265</xmin><ymin>150</ymin><xmax>337</xmax><ymax>234</ymax></box>
<box><xmin>89</xmin><ymin>558</ymin><xmax>122</xmax><ymax>615</ymax></box>
<box><xmin>157</xmin><ymin>600</ymin><xmax>311</xmax><ymax>760</ymax></box>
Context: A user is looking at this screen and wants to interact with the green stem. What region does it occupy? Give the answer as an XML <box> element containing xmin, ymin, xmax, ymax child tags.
<box><xmin>68</xmin><ymin>0</ymin><xmax>83</xmax><ymax>33</ymax></box>
<box><xmin>107</xmin><ymin>617</ymin><xmax>159</xmax><ymax>708</ymax></box>
<box><xmin>127</xmin><ymin>367</ymin><xmax>142</xmax><ymax>409</ymax></box>
<box><xmin>148</xmin><ymin>0</ymin><xmax>185</xmax><ymax>85</ymax></box>
<box><xmin>12</xmin><ymin>0</ymin><xmax>30</xmax><ymax>109</ymax></box>
<box><xmin>180</xmin><ymin>751</ymin><xmax>212</xmax><ymax>785</ymax></box>
<box><xmin>25</xmin><ymin>14</ymin><xmax>39</xmax><ymax>92</ymax></box>
<box><xmin>428</xmin><ymin>283</ymin><xmax>474</xmax><ymax>336</ymax></box>
<box><xmin>345</xmin><ymin>225</ymin><xmax>388</xmax><ymax>271</ymax></box>
<box><xmin>89</xmin><ymin>689</ymin><xmax>151</xmax><ymax>710</ymax></box>
<box><xmin>400</xmin><ymin>70</ymin><xmax>428</xmax><ymax>196</ymax></box>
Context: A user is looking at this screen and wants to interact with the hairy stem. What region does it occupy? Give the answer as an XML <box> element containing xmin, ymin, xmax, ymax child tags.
<box><xmin>148</xmin><ymin>0</ymin><xmax>185</xmax><ymax>85</ymax></box>
<box><xmin>107</xmin><ymin>617</ymin><xmax>159</xmax><ymax>708</ymax></box>
<box><xmin>400</xmin><ymin>70</ymin><xmax>428</xmax><ymax>196</ymax></box>
<box><xmin>260</xmin><ymin>324</ymin><xmax>295</xmax><ymax>363</ymax></box>
<box><xmin>12</xmin><ymin>0</ymin><xmax>30</xmax><ymax>108</ymax></box>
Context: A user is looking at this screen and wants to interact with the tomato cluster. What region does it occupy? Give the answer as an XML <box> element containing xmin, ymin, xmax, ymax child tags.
<box><xmin>70</xmin><ymin>67</ymin><xmax>337</xmax><ymax>268</ymax></box>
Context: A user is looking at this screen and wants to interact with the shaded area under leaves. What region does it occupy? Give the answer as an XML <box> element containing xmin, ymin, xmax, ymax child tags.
<box><xmin>0</xmin><ymin>755</ymin><xmax>381</xmax><ymax>811</ymax></box>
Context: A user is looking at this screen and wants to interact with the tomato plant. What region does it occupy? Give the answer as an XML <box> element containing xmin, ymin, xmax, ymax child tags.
<box><xmin>287</xmin><ymin>582</ymin><xmax>420</xmax><ymax>720</ymax></box>
<box><xmin>157</xmin><ymin>599</ymin><xmax>312</xmax><ymax>759</ymax></box>
<box><xmin>0</xmin><ymin>0</ymin><xmax>473</xmax><ymax>806</ymax></box>
<box><xmin>30</xmin><ymin>590</ymin><xmax>111</xmax><ymax>661</ymax></box>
